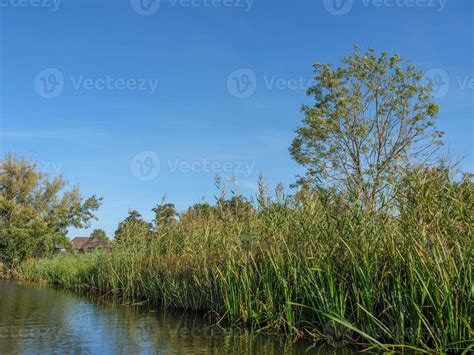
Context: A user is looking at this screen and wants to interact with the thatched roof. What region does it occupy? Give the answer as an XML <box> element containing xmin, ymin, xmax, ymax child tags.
<box><xmin>71</xmin><ymin>237</ymin><xmax>90</xmax><ymax>250</ymax></box>
<box><xmin>71</xmin><ymin>237</ymin><xmax>111</xmax><ymax>252</ymax></box>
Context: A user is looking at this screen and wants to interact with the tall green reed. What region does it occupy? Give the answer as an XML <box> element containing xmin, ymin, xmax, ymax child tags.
<box><xmin>17</xmin><ymin>168</ymin><xmax>473</xmax><ymax>352</ymax></box>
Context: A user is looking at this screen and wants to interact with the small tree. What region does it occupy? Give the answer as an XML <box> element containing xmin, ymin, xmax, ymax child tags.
<box><xmin>0</xmin><ymin>153</ymin><xmax>101</xmax><ymax>263</ymax></box>
<box><xmin>290</xmin><ymin>47</ymin><xmax>443</xmax><ymax>210</ymax></box>
<box><xmin>183</xmin><ymin>202</ymin><xmax>213</xmax><ymax>218</ymax></box>
<box><xmin>152</xmin><ymin>199</ymin><xmax>178</xmax><ymax>230</ymax></box>
<box><xmin>114</xmin><ymin>210</ymin><xmax>152</xmax><ymax>248</ymax></box>
<box><xmin>90</xmin><ymin>228</ymin><xmax>108</xmax><ymax>241</ymax></box>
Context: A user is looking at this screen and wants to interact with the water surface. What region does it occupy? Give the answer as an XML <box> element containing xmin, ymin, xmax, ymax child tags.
<box><xmin>0</xmin><ymin>280</ymin><xmax>352</xmax><ymax>354</ymax></box>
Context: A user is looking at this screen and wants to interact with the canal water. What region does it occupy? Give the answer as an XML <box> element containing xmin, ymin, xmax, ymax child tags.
<box><xmin>0</xmin><ymin>280</ymin><xmax>353</xmax><ymax>354</ymax></box>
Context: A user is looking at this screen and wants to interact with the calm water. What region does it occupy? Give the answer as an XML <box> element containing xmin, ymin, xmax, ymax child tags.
<box><xmin>0</xmin><ymin>280</ymin><xmax>353</xmax><ymax>354</ymax></box>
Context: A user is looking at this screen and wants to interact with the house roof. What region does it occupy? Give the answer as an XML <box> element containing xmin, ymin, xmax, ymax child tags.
<box><xmin>71</xmin><ymin>237</ymin><xmax>90</xmax><ymax>250</ymax></box>
<box><xmin>71</xmin><ymin>237</ymin><xmax>112</xmax><ymax>251</ymax></box>
<box><xmin>83</xmin><ymin>238</ymin><xmax>112</xmax><ymax>250</ymax></box>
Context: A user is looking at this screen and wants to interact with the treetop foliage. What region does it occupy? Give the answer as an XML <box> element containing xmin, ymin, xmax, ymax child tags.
<box><xmin>291</xmin><ymin>46</ymin><xmax>444</xmax><ymax>210</ymax></box>
<box><xmin>0</xmin><ymin>153</ymin><xmax>101</xmax><ymax>264</ymax></box>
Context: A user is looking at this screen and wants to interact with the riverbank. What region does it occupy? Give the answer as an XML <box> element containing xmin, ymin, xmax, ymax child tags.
<box><xmin>13</xmin><ymin>171</ymin><xmax>473</xmax><ymax>353</ymax></box>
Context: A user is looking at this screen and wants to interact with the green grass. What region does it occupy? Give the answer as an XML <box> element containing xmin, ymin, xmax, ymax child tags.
<box><xmin>17</xmin><ymin>170</ymin><xmax>473</xmax><ymax>352</ymax></box>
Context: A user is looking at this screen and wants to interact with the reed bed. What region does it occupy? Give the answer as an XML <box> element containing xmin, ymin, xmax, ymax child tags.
<box><xmin>18</xmin><ymin>169</ymin><xmax>473</xmax><ymax>352</ymax></box>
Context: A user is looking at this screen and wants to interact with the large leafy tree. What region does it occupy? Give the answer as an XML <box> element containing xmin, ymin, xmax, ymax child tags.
<box><xmin>290</xmin><ymin>47</ymin><xmax>443</xmax><ymax>209</ymax></box>
<box><xmin>0</xmin><ymin>153</ymin><xmax>102</xmax><ymax>264</ymax></box>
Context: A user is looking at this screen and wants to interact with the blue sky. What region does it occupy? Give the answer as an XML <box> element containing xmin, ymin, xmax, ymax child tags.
<box><xmin>1</xmin><ymin>0</ymin><xmax>472</xmax><ymax>237</ymax></box>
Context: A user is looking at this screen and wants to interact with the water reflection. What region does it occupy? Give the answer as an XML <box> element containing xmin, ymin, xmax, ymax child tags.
<box><xmin>0</xmin><ymin>280</ymin><xmax>352</xmax><ymax>354</ymax></box>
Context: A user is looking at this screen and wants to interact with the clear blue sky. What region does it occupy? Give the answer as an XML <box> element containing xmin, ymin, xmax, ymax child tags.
<box><xmin>1</xmin><ymin>0</ymin><xmax>473</xmax><ymax>237</ymax></box>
